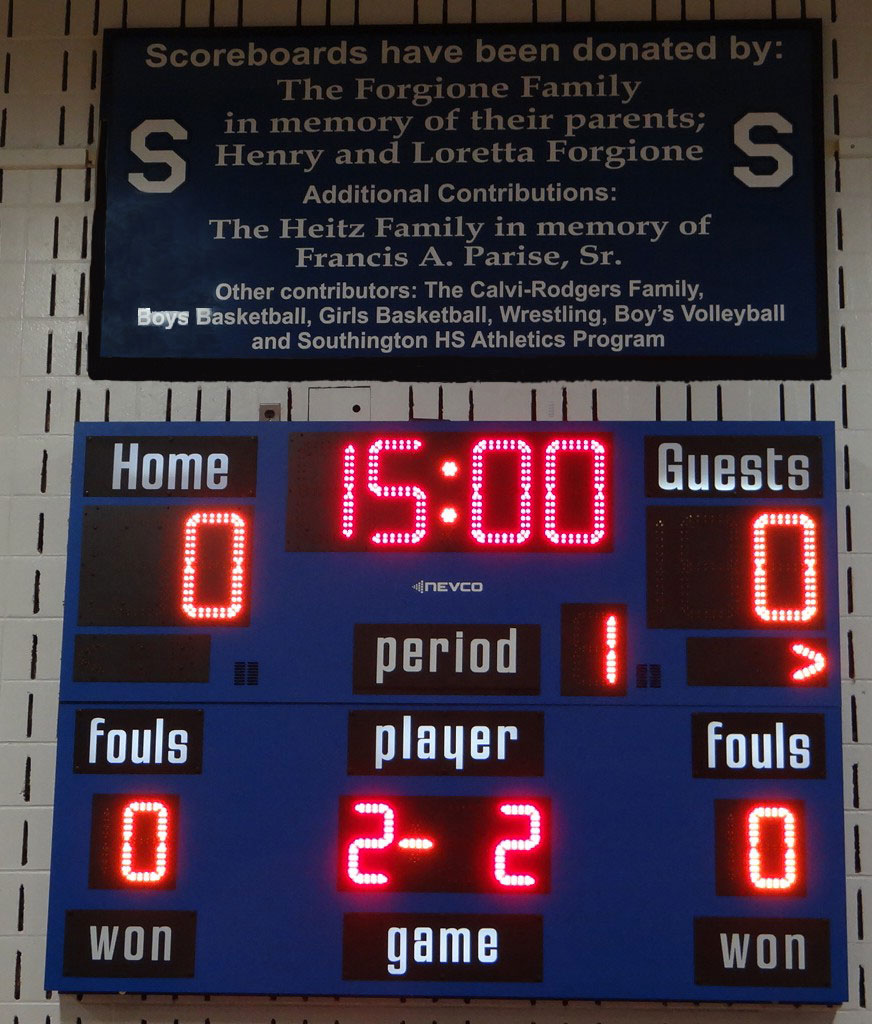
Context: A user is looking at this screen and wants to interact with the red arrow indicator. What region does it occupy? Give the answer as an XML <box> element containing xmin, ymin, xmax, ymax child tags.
<box><xmin>790</xmin><ymin>643</ymin><xmax>826</xmax><ymax>683</ymax></box>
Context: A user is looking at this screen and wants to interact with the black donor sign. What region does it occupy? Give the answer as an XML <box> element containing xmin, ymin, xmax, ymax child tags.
<box><xmin>91</xmin><ymin>21</ymin><xmax>826</xmax><ymax>381</ymax></box>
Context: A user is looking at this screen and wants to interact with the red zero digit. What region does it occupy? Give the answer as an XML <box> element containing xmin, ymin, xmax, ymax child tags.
<box><xmin>543</xmin><ymin>438</ymin><xmax>608</xmax><ymax>546</ymax></box>
<box><xmin>367</xmin><ymin>439</ymin><xmax>427</xmax><ymax>545</ymax></box>
<box><xmin>747</xmin><ymin>804</ymin><xmax>798</xmax><ymax>891</ymax></box>
<box><xmin>493</xmin><ymin>802</ymin><xmax>542</xmax><ymax>887</ymax></box>
<box><xmin>752</xmin><ymin>511</ymin><xmax>818</xmax><ymax>623</ymax></box>
<box><xmin>181</xmin><ymin>510</ymin><xmax>247</xmax><ymax>620</ymax></box>
<box><xmin>347</xmin><ymin>801</ymin><xmax>395</xmax><ymax>886</ymax></box>
<box><xmin>470</xmin><ymin>438</ymin><xmax>533</xmax><ymax>546</ymax></box>
<box><xmin>120</xmin><ymin>799</ymin><xmax>170</xmax><ymax>884</ymax></box>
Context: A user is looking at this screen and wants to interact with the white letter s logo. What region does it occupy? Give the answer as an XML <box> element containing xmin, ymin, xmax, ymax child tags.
<box><xmin>733</xmin><ymin>113</ymin><xmax>794</xmax><ymax>188</ymax></box>
<box><xmin>128</xmin><ymin>119</ymin><xmax>188</xmax><ymax>194</ymax></box>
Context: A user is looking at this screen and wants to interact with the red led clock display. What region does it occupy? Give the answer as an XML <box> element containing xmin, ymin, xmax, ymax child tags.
<box><xmin>287</xmin><ymin>432</ymin><xmax>611</xmax><ymax>552</ymax></box>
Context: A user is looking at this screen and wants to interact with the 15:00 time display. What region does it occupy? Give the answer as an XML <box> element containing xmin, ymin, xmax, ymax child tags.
<box><xmin>287</xmin><ymin>432</ymin><xmax>611</xmax><ymax>551</ymax></box>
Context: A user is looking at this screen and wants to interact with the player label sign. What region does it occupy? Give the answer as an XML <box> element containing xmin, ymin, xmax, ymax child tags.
<box><xmin>347</xmin><ymin>711</ymin><xmax>544</xmax><ymax>775</ymax></box>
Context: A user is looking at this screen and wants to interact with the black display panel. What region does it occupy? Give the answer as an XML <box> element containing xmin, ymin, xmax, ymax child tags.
<box><xmin>287</xmin><ymin>430</ymin><xmax>611</xmax><ymax>552</ymax></box>
<box><xmin>561</xmin><ymin>603</ymin><xmax>627</xmax><ymax>695</ymax></box>
<box><xmin>687</xmin><ymin>637</ymin><xmax>829</xmax><ymax>688</ymax></box>
<box><xmin>647</xmin><ymin>507</ymin><xmax>822</xmax><ymax>629</ymax></box>
<box><xmin>337</xmin><ymin>795</ymin><xmax>550</xmax><ymax>893</ymax></box>
<box><xmin>73</xmin><ymin>635</ymin><xmax>211</xmax><ymax>682</ymax></box>
<box><xmin>78</xmin><ymin>506</ymin><xmax>251</xmax><ymax>627</ymax></box>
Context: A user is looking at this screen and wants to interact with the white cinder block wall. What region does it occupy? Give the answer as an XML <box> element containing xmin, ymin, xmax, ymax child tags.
<box><xmin>1</xmin><ymin>0</ymin><xmax>869</xmax><ymax>1022</ymax></box>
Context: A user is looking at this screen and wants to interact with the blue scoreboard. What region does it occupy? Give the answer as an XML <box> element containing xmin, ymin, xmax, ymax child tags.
<box><xmin>45</xmin><ymin>420</ymin><xmax>847</xmax><ymax>1001</ymax></box>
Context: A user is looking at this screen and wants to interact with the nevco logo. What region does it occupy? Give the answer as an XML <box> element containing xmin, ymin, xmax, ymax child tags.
<box><xmin>413</xmin><ymin>580</ymin><xmax>484</xmax><ymax>594</ymax></box>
